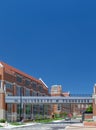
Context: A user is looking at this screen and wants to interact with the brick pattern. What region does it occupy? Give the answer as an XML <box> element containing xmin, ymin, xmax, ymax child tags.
<box><xmin>0</xmin><ymin>61</ymin><xmax>49</xmax><ymax>120</ymax></box>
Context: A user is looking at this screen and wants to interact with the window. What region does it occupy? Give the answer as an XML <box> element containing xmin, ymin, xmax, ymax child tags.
<box><xmin>6</xmin><ymin>92</ymin><xmax>13</xmax><ymax>96</ymax></box>
<box><xmin>39</xmin><ymin>85</ymin><xmax>43</xmax><ymax>92</ymax></box>
<box><xmin>6</xmin><ymin>83</ymin><xmax>13</xmax><ymax>89</ymax></box>
<box><xmin>16</xmin><ymin>86</ymin><xmax>23</xmax><ymax>96</ymax></box>
<box><xmin>7</xmin><ymin>104</ymin><xmax>12</xmax><ymax>113</ymax></box>
<box><xmin>31</xmin><ymin>82</ymin><xmax>37</xmax><ymax>90</ymax></box>
<box><xmin>38</xmin><ymin>93</ymin><xmax>41</xmax><ymax>96</ymax></box>
<box><xmin>16</xmin><ymin>76</ymin><xmax>22</xmax><ymax>83</ymax></box>
<box><xmin>32</xmin><ymin>91</ymin><xmax>37</xmax><ymax>96</ymax></box>
<box><xmin>25</xmin><ymin>79</ymin><xmax>30</xmax><ymax>86</ymax></box>
<box><xmin>58</xmin><ymin>104</ymin><xmax>61</xmax><ymax>111</ymax></box>
<box><xmin>25</xmin><ymin>89</ymin><xmax>30</xmax><ymax>96</ymax></box>
<box><xmin>52</xmin><ymin>87</ymin><xmax>58</xmax><ymax>93</ymax></box>
<box><xmin>26</xmin><ymin>104</ymin><xmax>31</xmax><ymax>115</ymax></box>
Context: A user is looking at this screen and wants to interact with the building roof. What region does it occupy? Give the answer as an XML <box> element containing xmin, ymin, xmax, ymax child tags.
<box><xmin>0</xmin><ymin>61</ymin><xmax>48</xmax><ymax>89</ymax></box>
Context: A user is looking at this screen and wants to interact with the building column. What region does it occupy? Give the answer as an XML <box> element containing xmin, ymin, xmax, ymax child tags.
<box><xmin>92</xmin><ymin>84</ymin><xmax>96</xmax><ymax>121</ymax></box>
<box><xmin>0</xmin><ymin>88</ymin><xmax>6</xmax><ymax>119</ymax></box>
<box><xmin>12</xmin><ymin>83</ymin><xmax>17</xmax><ymax>121</ymax></box>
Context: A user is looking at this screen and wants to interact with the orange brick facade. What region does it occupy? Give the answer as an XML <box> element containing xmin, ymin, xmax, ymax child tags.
<box><xmin>0</xmin><ymin>62</ymin><xmax>50</xmax><ymax>121</ymax></box>
<box><xmin>51</xmin><ymin>85</ymin><xmax>71</xmax><ymax>115</ymax></box>
<box><xmin>51</xmin><ymin>85</ymin><xmax>92</xmax><ymax>117</ymax></box>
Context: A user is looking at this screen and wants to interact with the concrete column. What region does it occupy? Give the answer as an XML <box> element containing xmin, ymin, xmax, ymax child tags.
<box><xmin>1</xmin><ymin>80</ymin><xmax>4</xmax><ymax>90</ymax></box>
<box><xmin>11</xmin><ymin>83</ymin><xmax>17</xmax><ymax>121</ymax></box>
<box><xmin>92</xmin><ymin>84</ymin><xmax>96</xmax><ymax>121</ymax></box>
<box><xmin>0</xmin><ymin>89</ymin><xmax>5</xmax><ymax>119</ymax></box>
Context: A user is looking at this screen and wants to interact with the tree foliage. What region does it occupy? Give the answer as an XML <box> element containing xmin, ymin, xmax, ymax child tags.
<box><xmin>86</xmin><ymin>105</ymin><xmax>93</xmax><ymax>113</ymax></box>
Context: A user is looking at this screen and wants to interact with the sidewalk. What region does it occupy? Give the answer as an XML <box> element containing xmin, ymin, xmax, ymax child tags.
<box><xmin>65</xmin><ymin>124</ymin><xmax>96</xmax><ymax>130</ymax></box>
<box><xmin>1</xmin><ymin>122</ymin><xmax>38</xmax><ymax>129</ymax></box>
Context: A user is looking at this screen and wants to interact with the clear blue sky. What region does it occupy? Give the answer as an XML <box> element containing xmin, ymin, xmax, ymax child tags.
<box><xmin>0</xmin><ymin>0</ymin><xmax>96</xmax><ymax>94</ymax></box>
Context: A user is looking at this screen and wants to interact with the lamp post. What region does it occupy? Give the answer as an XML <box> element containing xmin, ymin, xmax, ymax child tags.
<box><xmin>20</xmin><ymin>87</ymin><xmax>22</xmax><ymax>121</ymax></box>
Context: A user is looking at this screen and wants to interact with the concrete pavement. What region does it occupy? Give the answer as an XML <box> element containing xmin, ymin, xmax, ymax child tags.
<box><xmin>1</xmin><ymin>119</ymin><xmax>96</xmax><ymax>130</ymax></box>
<box><xmin>66</xmin><ymin>125</ymin><xmax>96</xmax><ymax>130</ymax></box>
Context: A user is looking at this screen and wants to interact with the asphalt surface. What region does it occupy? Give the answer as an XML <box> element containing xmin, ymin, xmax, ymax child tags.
<box><xmin>0</xmin><ymin>119</ymin><xmax>82</xmax><ymax>130</ymax></box>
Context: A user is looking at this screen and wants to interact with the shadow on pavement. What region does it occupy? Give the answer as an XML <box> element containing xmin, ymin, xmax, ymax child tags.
<box><xmin>46</xmin><ymin>121</ymin><xmax>81</xmax><ymax>124</ymax></box>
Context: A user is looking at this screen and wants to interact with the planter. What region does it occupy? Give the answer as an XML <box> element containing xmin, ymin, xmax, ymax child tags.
<box><xmin>84</xmin><ymin>121</ymin><xmax>96</xmax><ymax>126</ymax></box>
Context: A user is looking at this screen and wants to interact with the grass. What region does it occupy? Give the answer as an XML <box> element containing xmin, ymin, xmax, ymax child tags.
<box><xmin>10</xmin><ymin>122</ymin><xmax>24</xmax><ymax>126</ymax></box>
<box><xmin>85</xmin><ymin>119</ymin><xmax>94</xmax><ymax>122</ymax></box>
<box><xmin>35</xmin><ymin>117</ymin><xmax>63</xmax><ymax>123</ymax></box>
<box><xmin>9</xmin><ymin>117</ymin><xmax>64</xmax><ymax>125</ymax></box>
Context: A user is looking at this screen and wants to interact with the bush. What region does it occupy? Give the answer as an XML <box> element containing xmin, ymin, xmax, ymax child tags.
<box><xmin>54</xmin><ymin>113</ymin><xmax>60</xmax><ymax>118</ymax></box>
<box><xmin>0</xmin><ymin>119</ymin><xmax>6</xmax><ymax>123</ymax></box>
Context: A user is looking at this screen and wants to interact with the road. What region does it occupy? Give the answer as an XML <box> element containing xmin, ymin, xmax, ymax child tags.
<box><xmin>0</xmin><ymin>119</ymin><xmax>81</xmax><ymax>130</ymax></box>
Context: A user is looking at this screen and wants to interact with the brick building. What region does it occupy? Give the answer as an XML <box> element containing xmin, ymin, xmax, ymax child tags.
<box><xmin>51</xmin><ymin>85</ymin><xmax>92</xmax><ymax>117</ymax></box>
<box><xmin>51</xmin><ymin>85</ymin><xmax>71</xmax><ymax>115</ymax></box>
<box><xmin>92</xmin><ymin>84</ymin><xmax>96</xmax><ymax>121</ymax></box>
<box><xmin>0</xmin><ymin>61</ymin><xmax>94</xmax><ymax>121</ymax></box>
<box><xmin>0</xmin><ymin>61</ymin><xmax>50</xmax><ymax>121</ymax></box>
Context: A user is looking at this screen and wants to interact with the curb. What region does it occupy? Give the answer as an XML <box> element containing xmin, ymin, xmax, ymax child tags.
<box><xmin>3</xmin><ymin>123</ymin><xmax>38</xmax><ymax>129</ymax></box>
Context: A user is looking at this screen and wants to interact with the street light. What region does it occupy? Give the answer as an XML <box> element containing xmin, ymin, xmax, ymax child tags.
<box><xmin>20</xmin><ymin>87</ymin><xmax>23</xmax><ymax>121</ymax></box>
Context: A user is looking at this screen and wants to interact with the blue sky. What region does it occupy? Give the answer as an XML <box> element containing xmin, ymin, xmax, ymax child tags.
<box><xmin>0</xmin><ymin>0</ymin><xmax>96</xmax><ymax>94</ymax></box>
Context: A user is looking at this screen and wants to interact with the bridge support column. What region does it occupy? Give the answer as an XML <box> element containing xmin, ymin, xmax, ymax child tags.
<box><xmin>92</xmin><ymin>84</ymin><xmax>96</xmax><ymax>121</ymax></box>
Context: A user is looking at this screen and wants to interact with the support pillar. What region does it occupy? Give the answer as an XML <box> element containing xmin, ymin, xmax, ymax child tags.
<box><xmin>0</xmin><ymin>88</ymin><xmax>5</xmax><ymax>119</ymax></box>
<box><xmin>92</xmin><ymin>84</ymin><xmax>96</xmax><ymax>121</ymax></box>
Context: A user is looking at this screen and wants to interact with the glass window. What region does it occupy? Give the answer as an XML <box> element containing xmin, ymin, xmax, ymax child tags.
<box><xmin>16</xmin><ymin>76</ymin><xmax>22</xmax><ymax>83</ymax></box>
<box><xmin>39</xmin><ymin>85</ymin><xmax>43</xmax><ymax>92</ymax></box>
<box><xmin>58</xmin><ymin>104</ymin><xmax>61</xmax><ymax>110</ymax></box>
<box><xmin>7</xmin><ymin>104</ymin><xmax>12</xmax><ymax>113</ymax></box>
<box><xmin>25</xmin><ymin>89</ymin><xmax>30</xmax><ymax>96</ymax></box>
<box><xmin>6</xmin><ymin>92</ymin><xmax>13</xmax><ymax>96</ymax></box>
<box><xmin>26</xmin><ymin>104</ymin><xmax>31</xmax><ymax>115</ymax></box>
<box><xmin>16</xmin><ymin>86</ymin><xmax>23</xmax><ymax>96</ymax></box>
<box><xmin>6</xmin><ymin>83</ymin><xmax>13</xmax><ymax>89</ymax></box>
<box><xmin>31</xmin><ymin>82</ymin><xmax>37</xmax><ymax>90</ymax></box>
<box><xmin>32</xmin><ymin>91</ymin><xmax>37</xmax><ymax>96</ymax></box>
<box><xmin>25</xmin><ymin>80</ymin><xmax>30</xmax><ymax>86</ymax></box>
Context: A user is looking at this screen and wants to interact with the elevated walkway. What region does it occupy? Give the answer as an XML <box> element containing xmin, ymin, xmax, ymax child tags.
<box><xmin>5</xmin><ymin>96</ymin><xmax>92</xmax><ymax>104</ymax></box>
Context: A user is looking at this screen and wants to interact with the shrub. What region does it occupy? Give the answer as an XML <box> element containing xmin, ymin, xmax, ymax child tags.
<box><xmin>0</xmin><ymin>119</ymin><xmax>6</xmax><ymax>123</ymax></box>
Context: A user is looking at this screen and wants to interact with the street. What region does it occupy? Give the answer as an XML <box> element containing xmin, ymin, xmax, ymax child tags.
<box><xmin>0</xmin><ymin>119</ymin><xmax>81</xmax><ymax>130</ymax></box>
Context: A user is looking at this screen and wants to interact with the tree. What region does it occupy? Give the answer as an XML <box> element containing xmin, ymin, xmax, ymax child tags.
<box><xmin>86</xmin><ymin>105</ymin><xmax>93</xmax><ymax>113</ymax></box>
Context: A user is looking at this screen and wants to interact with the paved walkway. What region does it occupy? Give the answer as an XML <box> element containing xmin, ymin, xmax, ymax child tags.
<box><xmin>0</xmin><ymin>122</ymin><xmax>38</xmax><ymax>129</ymax></box>
<box><xmin>65</xmin><ymin>124</ymin><xmax>96</xmax><ymax>130</ymax></box>
<box><xmin>1</xmin><ymin>120</ymin><xmax>96</xmax><ymax>130</ymax></box>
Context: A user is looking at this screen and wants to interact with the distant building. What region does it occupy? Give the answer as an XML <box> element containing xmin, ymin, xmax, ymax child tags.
<box><xmin>51</xmin><ymin>85</ymin><xmax>70</xmax><ymax>115</ymax></box>
<box><xmin>51</xmin><ymin>85</ymin><xmax>92</xmax><ymax>116</ymax></box>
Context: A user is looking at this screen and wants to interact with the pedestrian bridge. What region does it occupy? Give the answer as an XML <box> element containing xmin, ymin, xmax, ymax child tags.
<box><xmin>5</xmin><ymin>96</ymin><xmax>93</xmax><ymax>104</ymax></box>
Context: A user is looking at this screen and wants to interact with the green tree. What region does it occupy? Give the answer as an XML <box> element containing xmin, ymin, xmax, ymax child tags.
<box><xmin>86</xmin><ymin>105</ymin><xmax>93</xmax><ymax>113</ymax></box>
